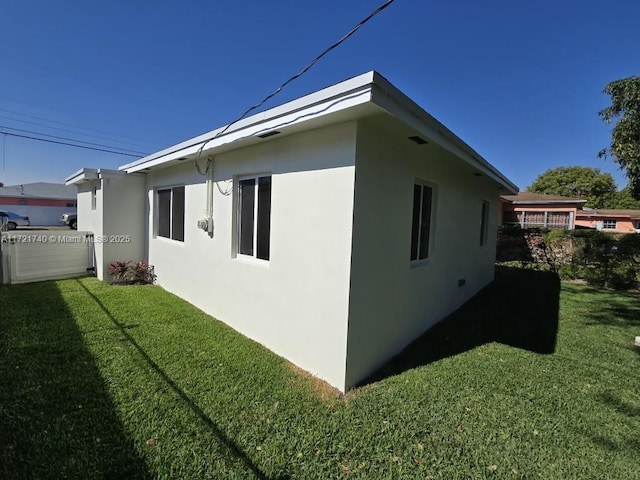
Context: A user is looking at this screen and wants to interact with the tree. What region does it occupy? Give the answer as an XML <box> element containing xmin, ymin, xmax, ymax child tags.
<box><xmin>603</xmin><ymin>185</ymin><xmax>640</xmax><ymax>209</ymax></box>
<box><xmin>527</xmin><ymin>166</ymin><xmax>617</xmax><ymax>208</ymax></box>
<box><xmin>598</xmin><ymin>76</ymin><xmax>640</xmax><ymax>199</ymax></box>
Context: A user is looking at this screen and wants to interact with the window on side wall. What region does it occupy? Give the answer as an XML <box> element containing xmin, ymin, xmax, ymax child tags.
<box><xmin>602</xmin><ymin>219</ymin><xmax>617</xmax><ymax>230</ymax></box>
<box><xmin>237</xmin><ymin>174</ymin><xmax>271</xmax><ymax>261</ymax></box>
<box><xmin>410</xmin><ymin>182</ymin><xmax>434</xmax><ymax>262</ymax></box>
<box><xmin>480</xmin><ymin>200</ymin><xmax>490</xmax><ymax>246</ymax></box>
<box><xmin>157</xmin><ymin>186</ymin><xmax>185</xmax><ymax>241</ymax></box>
<box><xmin>91</xmin><ymin>186</ymin><xmax>97</xmax><ymax>210</ymax></box>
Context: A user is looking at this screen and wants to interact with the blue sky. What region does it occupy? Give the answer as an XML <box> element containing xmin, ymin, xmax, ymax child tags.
<box><xmin>1</xmin><ymin>0</ymin><xmax>638</xmax><ymax>190</ymax></box>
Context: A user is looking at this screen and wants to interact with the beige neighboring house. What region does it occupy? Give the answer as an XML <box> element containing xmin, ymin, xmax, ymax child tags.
<box><xmin>575</xmin><ymin>209</ymin><xmax>640</xmax><ymax>233</ymax></box>
<box><xmin>67</xmin><ymin>71</ymin><xmax>517</xmax><ymax>392</ymax></box>
<box><xmin>500</xmin><ymin>192</ymin><xmax>586</xmax><ymax>229</ymax></box>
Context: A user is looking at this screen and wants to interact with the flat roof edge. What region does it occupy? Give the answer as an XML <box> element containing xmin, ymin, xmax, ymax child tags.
<box><xmin>119</xmin><ymin>71</ymin><xmax>378</xmax><ymax>172</ymax></box>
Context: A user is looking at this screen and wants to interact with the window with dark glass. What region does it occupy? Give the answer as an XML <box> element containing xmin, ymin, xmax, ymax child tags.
<box><xmin>238</xmin><ymin>174</ymin><xmax>271</xmax><ymax>260</ymax></box>
<box><xmin>410</xmin><ymin>183</ymin><xmax>433</xmax><ymax>261</ymax></box>
<box><xmin>480</xmin><ymin>200</ymin><xmax>490</xmax><ymax>246</ymax></box>
<box><xmin>157</xmin><ymin>186</ymin><xmax>185</xmax><ymax>241</ymax></box>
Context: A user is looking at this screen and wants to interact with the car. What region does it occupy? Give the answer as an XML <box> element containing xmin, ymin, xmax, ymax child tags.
<box><xmin>0</xmin><ymin>211</ymin><xmax>30</xmax><ymax>230</ymax></box>
<box><xmin>60</xmin><ymin>213</ymin><xmax>77</xmax><ymax>229</ymax></box>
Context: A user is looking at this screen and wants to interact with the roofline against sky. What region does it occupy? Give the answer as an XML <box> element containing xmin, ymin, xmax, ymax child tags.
<box><xmin>65</xmin><ymin>167</ymin><xmax>125</xmax><ymax>185</ymax></box>
<box><xmin>115</xmin><ymin>71</ymin><xmax>517</xmax><ymax>193</ymax></box>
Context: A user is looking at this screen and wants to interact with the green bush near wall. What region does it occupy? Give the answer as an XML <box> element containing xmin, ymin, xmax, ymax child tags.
<box><xmin>497</xmin><ymin>227</ymin><xmax>640</xmax><ymax>290</ymax></box>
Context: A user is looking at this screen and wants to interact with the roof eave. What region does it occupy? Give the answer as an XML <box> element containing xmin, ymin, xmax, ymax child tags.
<box><xmin>368</xmin><ymin>72</ymin><xmax>518</xmax><ymax>193</ymax></box>
<box><xmin>65</xmin><ymin>168</ymin><xmax>99</xmax><ymax>185</ymax></box>
<box><xmin>120</xmin><ymin>72</ymin><xmax>378</xmax><ymax>174</ymax></box>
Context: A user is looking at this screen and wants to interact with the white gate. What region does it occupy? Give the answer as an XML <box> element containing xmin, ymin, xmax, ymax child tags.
<box><xmin>1</xmin><ymin>231</ymin><xmax>95</xmax><ymax>284</ymax></box>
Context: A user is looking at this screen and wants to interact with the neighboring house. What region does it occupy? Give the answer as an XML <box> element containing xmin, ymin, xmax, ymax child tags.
<box><xmin>500</xmin><ymin>192</ymin><xmax>586</xmax><ymax>229</ymax></box>
<box><xmin>67</xmin><ymin>71</ymin><xmax>517</xmax><ymax>392</ymax></box>
<box><xmin>0</xmin><ymin>182</ymin><xmax>77</xmax><ymax>226</ymax></box>
<box><xmin>575</xmin><ymin>209</ymin><xmax>640</xmax><ymax>233</ymax></box>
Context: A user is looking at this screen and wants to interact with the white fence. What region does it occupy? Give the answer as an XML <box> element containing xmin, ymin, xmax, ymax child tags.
<box><xmin>1</xmin><ymin>231</ymin><xmax>94</xmax><ymax>284</ymax></box>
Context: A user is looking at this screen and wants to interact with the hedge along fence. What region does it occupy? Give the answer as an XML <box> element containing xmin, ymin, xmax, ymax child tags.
<box><xmin>497</xmin><ymin>226</ymin><xmax>640</xmax><ymax>290</ymax></box>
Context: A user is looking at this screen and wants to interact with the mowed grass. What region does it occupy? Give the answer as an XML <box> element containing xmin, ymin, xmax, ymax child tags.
<box><xmin>1</xmin><ymin>269</ymin><xmax>639</xmax><ymax>479</ymax></box>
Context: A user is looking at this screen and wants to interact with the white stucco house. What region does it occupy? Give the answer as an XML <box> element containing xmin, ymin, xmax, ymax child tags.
<box><xmin>67</xmin><ymin>71</ymin><xmax>517</xmax><ymax>392</ymax></box>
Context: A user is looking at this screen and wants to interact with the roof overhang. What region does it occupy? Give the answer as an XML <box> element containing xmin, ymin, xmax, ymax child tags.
<box><xmin>509</xmin><ymin>200</ymin><xmax>587</xmax><ymax>205</ymax></box>
<box><xmin>116</xmin><ymin>71</ymin><xmax>517</xmax><ymax>193</ymax></box>
<box><xmin>65</xmin><ymin>168</ymin><xmax>124</xmax><ymax>185</ymax></box>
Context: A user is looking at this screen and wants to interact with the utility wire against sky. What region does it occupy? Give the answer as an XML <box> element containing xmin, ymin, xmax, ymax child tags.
<box><xmin>193</xmin><ymin>0</ymin><xmax>397</xmax><ymax>174</ymax></box>
<box><xmin>0</xmin><ymin>107</ymin><xmax>160</xmax><ymax>149</ymax></box>
<box><xmin>0</xmin><ymin>125</ymin><xmax>149</xmax><ymax>156</ymax></box>
<box><xmin>0</xmin><ymin>131</ymin><xmax>143</xmax><ymax>158</ymax></box>
<box><xmin>0</xmin><ymin>0</ymin><xmax>395</xmax><ymax>166</ymax></box>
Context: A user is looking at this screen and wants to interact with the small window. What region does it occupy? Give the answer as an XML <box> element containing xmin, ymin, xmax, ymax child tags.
<box><xmin>66</xmin><ymin>202</ymin><xmax>77</xmax><ymax>208</ymax></box>
<box><xmin>91</xmin><ymin>186</ymin><xmax>97</xmax><ymax>210</ymax></box>
<box><xmin>238</xmin><ymin>174</ymin><xmax>271</xmax><ymax>260</ymax></box>
<box><xmin>410</xmin><ymin>183</ymin><xmax>434</xmax><ymax>261</ymax></box>
<box><xmin>157</xmin><ymin>186</ymin><xmax>185</xmax><ymax>241</ymax></box>
<box><xmin>602</xmin><ymin>219</ymin><xmax>617</xmax><ymax>230</ymax></box>
<box><xmin>480</xmin><ymin>200</ymin><xmax>490</xmax><ymax>246</ymax></box>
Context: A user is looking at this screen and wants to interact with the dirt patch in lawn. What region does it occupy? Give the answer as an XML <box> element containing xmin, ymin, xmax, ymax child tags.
<box><xmin>286</xmin><ymin>362</ymin><xmax>345</xmax><ymax>404</ymax></box>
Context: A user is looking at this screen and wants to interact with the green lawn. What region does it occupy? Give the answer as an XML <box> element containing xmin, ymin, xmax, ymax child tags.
<box><xmin>1</xmin><ymin>268</ymin><xmax>638</xmax><ymax>479</ymax></box>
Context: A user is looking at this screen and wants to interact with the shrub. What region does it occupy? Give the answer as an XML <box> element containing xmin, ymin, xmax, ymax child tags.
<box><xmin>108</xmin><ymin>260</ymin><xmax>156</xmax><ymax>285</ymax></box>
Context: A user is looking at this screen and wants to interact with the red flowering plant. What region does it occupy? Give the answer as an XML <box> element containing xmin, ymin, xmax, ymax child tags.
<box><xmin>108</xmin><ymin>260</ymin><xmax>156</xmax><ymax>285</ymax></box>
<box><xmin>108</xmin><ymin>261</ymin><xmax>132</xmax><ymax>284</ymax></box>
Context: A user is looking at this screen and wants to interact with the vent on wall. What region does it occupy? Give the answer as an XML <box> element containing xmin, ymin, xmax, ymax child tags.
<box><xmin>408</xmin><ymin>135</ymin><xmax>428</xmax><ymax>145</ymax></box>
<box><xmin>257</xmin><ymin>130</ymin><xmax>281</xmax><ymax>139</ymax></box>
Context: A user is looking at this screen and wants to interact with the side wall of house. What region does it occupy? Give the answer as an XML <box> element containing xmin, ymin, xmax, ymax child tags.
<box><xmin>101</xmin><ymin>173</ymin><xmax>146</xmax><ymax>278</ymax></box>
<box><xmin>77</xmin><ymin>181</ymin><xmax>104</xmax><ymax>277</ymax></box>
<box><xmin>76</xmin><ymin>174</ymin><xmax>146</xmax><ymax>280</ymax></box>
<box><xmin>145</xmin><ymin>122</ymin><xmax>358</xmax><ymax>390</ymax></box>
<box><xmin>345</xmin><ymin>118</ymin><xmax>502</xmax><ymax>389</ymax></box>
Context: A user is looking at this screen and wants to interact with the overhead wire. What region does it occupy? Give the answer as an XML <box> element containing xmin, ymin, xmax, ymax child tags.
<box><xmin>0</xmin><ymin>131</ymin><xmax>143</xmax><ymax>157</ymax></box>
<box><xmin>0</xmin><ymin>107</ymin><xmax>161</xmax><ymax>149</ymax></box>
<box><xmin>0</xmin><ymin>125</ymin><xmax>149</xmax><ymax>155</ymax></box>
<box><xmin>0</xmin><ymin>113</ymin><xmax>159</xmax><ymax>151</ymax></box>
<box><xmin>186</xmin><ymin>0</ymin><xmax>396</xmax><ymax>174</ymax></box>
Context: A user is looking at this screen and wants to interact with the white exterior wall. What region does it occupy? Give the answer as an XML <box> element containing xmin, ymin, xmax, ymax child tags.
<box><xmin>145</xmin><ymin>122</ymin><xmax>358</xmax><ymax>390</ymax></box>
<box><xmin>344</xmin><ymin>118</ymin><xmax>501</xmax><ymax>389</ymax></box>
<box><xmin>0</xmin><ymin>204</ymin><xmax>75</xmax><ymax>226</ymax></box>
<box><xmin>76</xmin><ymin>173</ymin><xmax>146</xmax><ymax>281</ymax></box>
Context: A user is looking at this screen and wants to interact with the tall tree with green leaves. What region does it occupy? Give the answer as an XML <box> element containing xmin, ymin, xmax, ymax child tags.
<box><xmin>603</xmin><ymin>185</ymin><xmax>640</xmax><ymax>209</ymax></box>
<box><xmin>527</xmin><ymin>166</ymin><xmax>617</xmax><ymax>208</ymax></box>
<box><xmin>598</xmin><ymin>76</ymin><xmax>640</xmax><ymax>199</ymax></box>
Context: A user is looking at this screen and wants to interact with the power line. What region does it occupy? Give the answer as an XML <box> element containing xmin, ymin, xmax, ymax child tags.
<box><xmin>0</xmin><ymin>107</ymin><xmax>161</xmax><ymax>149</ymax></box>
<box><xmin>211</xmin><ymin>0</ymin><xmax>396</xmax><ymax>141</ymax></box>
<box><xmin>0</xmin><ymin>131</ymin><xmax>143</xmax><ymax>157</ymax></box>
<box><xmin>0</xmin><ymin>113</ymin><xmax>159</xmax><ymax>151</ymax></box>
<box><xmin>137</xmin><ymin>0</ymin><xmax>396</xmax><ymax>172</ymax></box>
<box><xmin>0</xmin><ymin>125</ymin><xmax>149</xmax><ymax>155</ymax></box>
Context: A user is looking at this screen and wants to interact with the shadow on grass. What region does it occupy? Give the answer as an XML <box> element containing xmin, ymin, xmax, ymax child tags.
<box><xmin>363</xmin><ymin>266</ymin><xmax>560</xmax><ymax>385</ymax></box>
<box><xmin>0</xmin><ymin>282</ymin><xmax>150</xmax><ymax>479</ymax></box>
<box><xmin>586</xmin><ymin>302</ymin><xmax>640</xmax><ymax>328</ymax></box>
<box><xmin>75</xmin><ymin>280</ymin><xmax>282</xmax><ymax>480</ymax></box>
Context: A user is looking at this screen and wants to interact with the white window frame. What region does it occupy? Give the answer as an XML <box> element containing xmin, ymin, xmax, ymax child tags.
<box><xmin>602</xmin><ymin>219</ymin><xmax>617</xmax><ymax>230</ymax></box>
<box><xmin>236</xmin><ymin>173</ymin><xmax>271</xmax><ymax>262</ymax></box>
<box><xmin>155</xmin><ymin>185</ymin><xmax>185</xmax><ymax>242</ymax></box>
<box><xmin>410</xmin><ymin>180</ymin><xmax>436</xmax><ymax>265</ymax></box>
